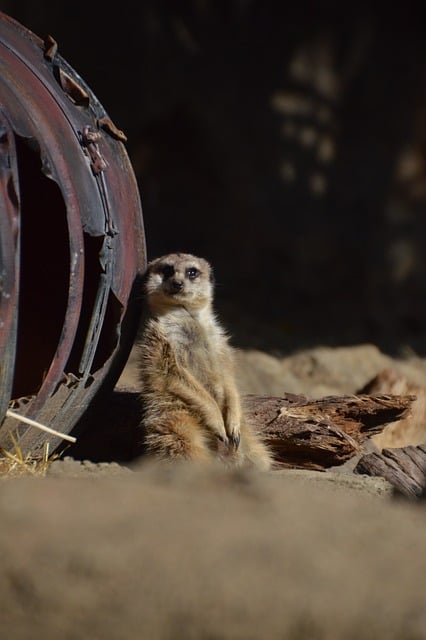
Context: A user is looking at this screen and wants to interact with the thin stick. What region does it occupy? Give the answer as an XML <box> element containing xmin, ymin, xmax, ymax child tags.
<box><xmin>5</xmin><ymin>409</ymin><xmax>77</xmax><ymax>443</ymax></box>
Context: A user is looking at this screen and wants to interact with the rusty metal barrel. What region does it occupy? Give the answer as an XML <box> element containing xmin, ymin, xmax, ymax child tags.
<box><xmin>0</xmin><ymin>11</ymin><xmax>146</xmax><ymax>457</ymax></box>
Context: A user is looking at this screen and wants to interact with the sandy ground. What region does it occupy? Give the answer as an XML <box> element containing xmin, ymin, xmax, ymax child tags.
<box><xmin>1</xmin><ymin>343</ymin><xmax>426</xmax><ymax>639</ymax></box>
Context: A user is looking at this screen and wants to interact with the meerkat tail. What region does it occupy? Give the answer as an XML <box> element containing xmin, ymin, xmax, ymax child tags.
<box><xmin>238</xmin><ymin>422</ymin><xmax>274</xmax><ymax>471</ymax></box>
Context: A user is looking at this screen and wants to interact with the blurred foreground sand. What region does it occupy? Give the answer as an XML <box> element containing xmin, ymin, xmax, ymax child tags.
<box><xmin>0</xmin><ymin>461</ymin><xmax>425</xmax><ymax>639</ymax></box>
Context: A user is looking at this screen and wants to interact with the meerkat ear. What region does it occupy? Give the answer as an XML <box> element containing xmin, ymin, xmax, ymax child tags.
<box><xmin>144</xmin><ymin>256</ymin><xmax>163</xmax><ymax>278</ymax></box>
<box><xmin>145</xmin><ymin>257</ymin><xmax>159</xmax><ymax>271</ymax></box>
<box><xmin>141</xmin><ymin>258</ymin><xmax>157</xmax><ymax>293</ymax></box>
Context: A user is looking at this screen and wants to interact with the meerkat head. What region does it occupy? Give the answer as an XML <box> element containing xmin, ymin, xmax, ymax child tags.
<box><xmin>144</xmin><ymin>252</ymin><xmax>214</xmax><ymax>313</ymax></box>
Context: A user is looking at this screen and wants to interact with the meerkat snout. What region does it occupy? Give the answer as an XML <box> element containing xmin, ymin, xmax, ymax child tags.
<box><xmin>168</xmin><ymin>278</ymin><xmax>184</xmax><ymax>294</ymax></box>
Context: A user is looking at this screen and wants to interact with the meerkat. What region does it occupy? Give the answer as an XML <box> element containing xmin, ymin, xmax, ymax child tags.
<box><xmin>137</xmin><ymin>252</ymin><xmax>273</xmax><ymax>470</ymax></box>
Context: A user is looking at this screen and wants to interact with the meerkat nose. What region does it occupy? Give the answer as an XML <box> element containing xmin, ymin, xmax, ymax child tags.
<box><xmin>170</xmin><ymin>279</ymin><xmax>184</xmax><ymax>292</ymax></box>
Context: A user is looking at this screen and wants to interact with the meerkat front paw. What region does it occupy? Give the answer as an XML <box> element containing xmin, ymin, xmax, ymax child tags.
<box><xmin>230</xmin><ymin>432</ymin><xmax>241</xmax><ymax>450</ymax></box>
<box><xmin>205</xmin><ymin>415</ymin><xmax>230</xmax><ymax>448</ymax></box>
<box><xmin>224</xmin><ymin>407</ymin><xmax>242</xmax><ymax>450</ymax></box>
<box><xmin>211</xmin><ymin>420</ymin><xmax>239</xmax><ymax>450</ymax></box>
<box><xmin>226</xmin><ymin>423</ymin><xmax>241</xmax><ymax>450</ymax></box>
<box><xmin>216</xmin><ymin>430</ymin><xmax>229</xmax><ymax>447</ymax></box>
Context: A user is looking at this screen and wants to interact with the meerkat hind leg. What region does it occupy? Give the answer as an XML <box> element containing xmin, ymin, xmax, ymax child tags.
<box><xmin>144</xmin><ymin>410</ymin><xmax>216</xmax><ymax>463</ymax></box>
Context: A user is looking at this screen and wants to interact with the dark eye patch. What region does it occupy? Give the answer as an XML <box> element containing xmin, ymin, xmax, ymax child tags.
<box><xmin>186</xmin><ymin>267</ymin><xmax>200</xmax><ymax>280</ymax></box>
<box><xmin>159</xmin><ymin>264</ymin><xmax>175</xmax><ymax>279</ymax></box>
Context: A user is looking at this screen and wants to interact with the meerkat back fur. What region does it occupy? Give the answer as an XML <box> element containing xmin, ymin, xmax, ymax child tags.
<box><xmin>137</xmin><ymin>252</ymin><xmax>273</xmax><ymax>470</ymax></box>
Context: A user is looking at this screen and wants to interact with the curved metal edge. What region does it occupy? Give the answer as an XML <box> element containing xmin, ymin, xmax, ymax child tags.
<box><xmin>0</xmin><ymin>109</ymin><xmax>20</xmax><ymax>424</ymax></box>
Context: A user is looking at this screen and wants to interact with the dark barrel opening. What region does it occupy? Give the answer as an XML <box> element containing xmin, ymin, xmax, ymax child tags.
<box><xmin>12</xmin><ymin>135</ymin><xmax>69</xmax><ymax>398</ymax></box>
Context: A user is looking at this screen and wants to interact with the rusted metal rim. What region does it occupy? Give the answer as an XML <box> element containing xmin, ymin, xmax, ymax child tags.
<box><xmin>0</xmin><ymin>12</ymin><xmax>146</xmax><ymax>457</ymax></box>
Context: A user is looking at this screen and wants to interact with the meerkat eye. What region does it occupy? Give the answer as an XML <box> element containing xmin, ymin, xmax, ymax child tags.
<box><xmin>186</xmin><ymin>267</ymin><xmax>200</xmax><ymax>280</ymax></box>
<box><xmin>159</xmin><ymin>265</ymin><xmax>175</xmax><ymax>279</ymax></box>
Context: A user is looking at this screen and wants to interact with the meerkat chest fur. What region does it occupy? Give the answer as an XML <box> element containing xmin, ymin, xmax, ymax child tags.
<box><xmin>159</xmin><ymin>306</ymin><xmax>231</xmax><ymax>391</ymax></box>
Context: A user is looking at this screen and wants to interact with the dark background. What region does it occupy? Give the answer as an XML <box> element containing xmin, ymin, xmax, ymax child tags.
<box><xmin>2</xmin><ymin>1</ymin><xmax>426</xmax><ymax>355</ymax></box>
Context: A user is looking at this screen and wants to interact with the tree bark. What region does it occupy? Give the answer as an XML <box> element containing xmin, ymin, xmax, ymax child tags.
<box><xmin>242</xmin><ymin>393</ymin><xmax>414</xmax><ymax>470</ymax></box>
<box><xmin>355</xmin><ymin>445</ymin><xmax>426</xmax><ymax>499</ymax></box>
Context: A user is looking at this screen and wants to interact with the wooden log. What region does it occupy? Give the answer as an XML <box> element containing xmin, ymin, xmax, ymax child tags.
<box><xmin>354</xmin><ymin>445</ymin><xmax>426</xmax><ymax>499</ymax></box>
<box><xmin>243</xmin><ymin>393</ymin><xmax>415</xmax><ymax>470</ymax></box>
